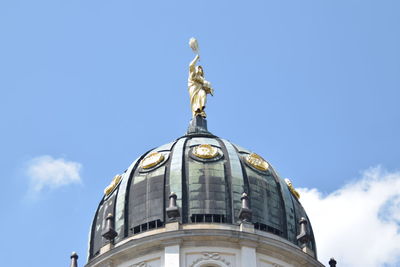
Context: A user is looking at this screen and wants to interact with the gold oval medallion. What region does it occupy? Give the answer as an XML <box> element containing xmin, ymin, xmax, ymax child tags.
<box><xmin>284</xmin><ymin>178</ymin><xmax>300</xmax><ymax>199</ymax></box>
<box><xmin>141</xmin><ymin>152</ymin><xmax>165</xmax><ymax>169</ymax></box>
<box><xmin>193</xmin><ymin>144</ymin><xmax>219</xmax><ymax>159</ymax></box>
<box><xmin>104</xmin><ymin>174</ymin><xmax>122</xmax><ymax>196</ymax></box>
<box><xmin>246</xmin><ymin>153</ymin><xmax>269</xmax><ymax>171</ymax></box>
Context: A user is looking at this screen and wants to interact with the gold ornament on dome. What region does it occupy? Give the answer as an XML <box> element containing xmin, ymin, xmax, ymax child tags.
<box><xmin>285</xmin><ymin>178</ymin><xmax>300</xmax><ymax>199</ymax></box>
<box><xmin>193</xmin><ymin>144</ymin><xmax>219</xmax><ymax>159</ymax></box>
<box><xmin>104</xmin><ymin>174</ymin><xmax>122</xmax><ymax>196</ymax></box>
<box><xmin>246</xmin><ymin>153</ymin><xmax>269</xmax><ymax>171</ymax></box>
<box><xmin>140</xmin><ymin>152</ymin><xmax>165</xmax><ymax>169</ymax></box>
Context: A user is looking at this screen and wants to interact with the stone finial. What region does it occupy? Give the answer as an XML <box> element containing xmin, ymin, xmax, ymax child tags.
<box><xmin>296</xmin><ymin>217</ymin><xmax>311</xmax><ymax>246</ymax></box>
<box><xmin>329</xmin><ymin>258</ymin><xmax>337</xmax><ymax>267</ymax></box>
<box><xmin>166</xmin><ymin>192</ymin><xmax>180</xmax><ymax>220</ymax></box>
<box><xmin>238</xmin><ymin>193</ymin><xmax>252</xmax><ymax>222</ymax></box>
<box><xmin>70</xmin><ymin>252</ymin><xmax>78</xmax><ymax>267</ymax></box>
<box><xmin>102</xmin><ymin>213</ymin><xmax>118</xmax><ymax>242</ymax></box>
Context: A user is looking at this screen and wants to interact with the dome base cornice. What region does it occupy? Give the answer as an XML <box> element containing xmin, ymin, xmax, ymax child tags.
<box><xmin>86</xmin><ymin>222</ymin><xmax>322</xmax><ymax>267</ymax></box>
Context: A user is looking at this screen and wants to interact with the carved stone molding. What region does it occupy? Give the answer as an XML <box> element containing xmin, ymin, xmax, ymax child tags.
<box><xmin>130</xmin><ymin>261</ymin><xmax>150</xmax><ymax>267</ymax></box>
<box><xmin>260</xmin><ymin>259</ymin><xmax>284</xmax><ymax>267</ymax></box>
<box><xmin>100</xmin><ymin>259</ymin><xmax>114</xmax><ymax>267</ymax></box>
<box><xmin>190</xmin><ymin>252</ymin><xmax>231</xmax><ymax>267</ymax></box>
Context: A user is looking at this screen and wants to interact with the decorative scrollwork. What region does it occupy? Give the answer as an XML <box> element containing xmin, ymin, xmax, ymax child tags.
<box><xmin>260</xmin><ymin>259</ymin><xmax>284</xmax><ymax>267</ymax></box>
<box><xmin>130</xmin><ymin>261</ymin><xmax>150</xmax><ymax>267</ymax></box>
<box><xmin>190</xmin><ymin>252</ymin><xmax>231</xmax><ymax>267</ymax></box>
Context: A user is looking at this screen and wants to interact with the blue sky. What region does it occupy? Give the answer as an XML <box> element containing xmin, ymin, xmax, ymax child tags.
<box><xmin>1</xmin><ymin>1</ymin><xmax>399</xmax><ymax>266</ymax></box>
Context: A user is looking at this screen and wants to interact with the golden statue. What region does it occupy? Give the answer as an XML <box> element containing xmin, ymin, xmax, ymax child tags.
<box><xmin>188</xmin><ymin>38</ymin><xmax>214</xmax><ymax>118</ymax></box>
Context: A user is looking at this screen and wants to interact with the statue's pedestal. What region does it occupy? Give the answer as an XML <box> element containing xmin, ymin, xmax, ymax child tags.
<box><xmin>187</xmin><ymin>116</ymin><xmax>210</xmax><ymax>135</ymax></box>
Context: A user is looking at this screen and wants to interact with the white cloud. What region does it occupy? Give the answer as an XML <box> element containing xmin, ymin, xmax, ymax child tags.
<box><xmin>27</xmin><ymin>155</ymin><xmax>82</xmax><ymax>193</ymax></box>
<box><xmin>298</xmin><ymin>166</ymin><xmax>400</xmax><ymax>267</ymax></box>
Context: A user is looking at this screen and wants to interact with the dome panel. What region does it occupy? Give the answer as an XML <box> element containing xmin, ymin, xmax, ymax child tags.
<box><xmin>277</xmin><ymin>177</ymin><xmax>297</xmax><ymax>242</ymax></box>
<box><xmin>245</xmin><ymin>167</ymin><xmax>284</xmax><ymax>235</ymax></box>
<box><xmin>115</xmin><ymin>158</ymin><xmax>140</xmax><ymax>243</ymax></box>
<box><xmin>89</xmin><ymin>188</ymin><xmax>118</xmax><ymax>258</ymax></box>
<box><xmin>128</xmin><ymin>165</ymin><xmax>166</xmax><ymax>234</ymax></box>
<box><xmin>220</xmin><ymin>139</ymin><xmax>246</xmax><ymax>221</ymax></box>
<box><xmin>186</xmin><ymin>147</ymin><xmax>228</xmax><ymax>222</ymax></box>
<box><xmin>292</xmin><ymin>196</ymin><xmax>317</xmax><ymax>251</ymax></box>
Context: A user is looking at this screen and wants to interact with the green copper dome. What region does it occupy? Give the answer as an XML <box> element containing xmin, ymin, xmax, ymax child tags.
<box><xmin>87</xmin><ymin>119</ymin><xmax>316</xmax><ymax>261</ymax></box>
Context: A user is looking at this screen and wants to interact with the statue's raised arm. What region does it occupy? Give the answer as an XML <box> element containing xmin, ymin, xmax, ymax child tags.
<box><xmin>187</xmin><ymin>38</ymin><xmax>214</xmax><ymax>118</ymax></box>
<box><xmin>189</xmin><ymin>55</ymin><xmax>200</xmax><ymax>73</ymax></box>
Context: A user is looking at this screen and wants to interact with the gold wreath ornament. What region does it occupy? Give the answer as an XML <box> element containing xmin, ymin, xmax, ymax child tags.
<box><xmin>104</xmin><ymin>174</ymin><xmax>122</xmax><ymax>196</ymax></box>
<box><xmin>193</xmin><ymin>144</ymin><xmax>219</xmax><ymax>159</ymax></box>
<box><xmin>284</xmin><ymin>178</ymin><xmax>300</xmax><ymax>199</ymax></box>
<box><xmin>246</xmin><ymin>153</ymin><xmax>269</xmax><ymax>171</ymax></box>
<box><xmin>141</xmin><ymin>152</ymin><xmax>165</xmax><ymax>169</ymax></box>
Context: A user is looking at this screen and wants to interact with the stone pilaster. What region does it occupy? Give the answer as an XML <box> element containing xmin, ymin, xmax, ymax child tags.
<box><xmin>164</xmin><ymin>244</ymin><xmax>180</xmax><ymax>267</ymax></box>
<box><xmin>240</xmin><ymin>246</ymin><xmax>257</xmax><ymax>267</ymax></box>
